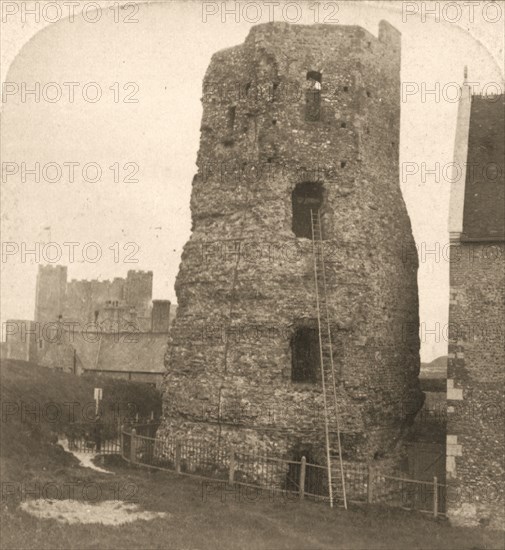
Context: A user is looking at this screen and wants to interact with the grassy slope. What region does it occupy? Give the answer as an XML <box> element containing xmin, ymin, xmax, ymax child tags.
<box><xmin>1</xmin><ymin>359</ymin><xmax>161</xmax><ymax>424</ymax></box>
<box><xmin>1</xmin><ymin>361</ymin><xmax>504</xmax><ymax>550</ymax></box>
<box><xmin>0</xmin><ymin>360</ymin><xmax>160</xmax><ymax>486</ymax></box>
<box><xmin>2</xmin><ymin>460</ymin><xmax>504</xmax><ymax>550</ymax></box>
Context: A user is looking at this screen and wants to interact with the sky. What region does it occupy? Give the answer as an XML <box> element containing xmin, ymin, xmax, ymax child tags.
<box><xmin>1</xmin><ymin>0</ymin><xmax>504</xmax><ymax>361</ymax></box>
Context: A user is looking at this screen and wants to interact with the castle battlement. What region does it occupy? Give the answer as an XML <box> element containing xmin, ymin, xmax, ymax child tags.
<box><xmin>127</xmin><ymin>270</ymin><xmax>153</xmax><ymax>275</ymax></box>
<box><xmin>34</xmin><ymin>265</ymin><xmax>162</xmax><ymax>332</ymax></box>
<box><xmin>68</xmin><ymin>278</ymin><xmax>120</xmax><ymax>285</ymax></box>
<box><xmin>38</xmin><ymin>264</ymin><xmax>66</xmax><ymax>270</ymax></box>
<box><xmin>470</xmin><ymin>92</ymin><xmax>504</xmax><ymax>99</ymax></box>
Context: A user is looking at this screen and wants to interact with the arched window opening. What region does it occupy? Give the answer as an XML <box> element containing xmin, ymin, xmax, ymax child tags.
<box><xmin>292</xmin><ymin>182</ymin><xmax>324</xmax><ymax>239</ymax></box>
<box><xmin>305</xmin><ymin>71</ymin><xmax>322</xmax><ymax>122</ymax></box>
<box><xmin>291</xmin><ymin>327</ymin><xmax>319</xmax><ymax>383</ymax></box>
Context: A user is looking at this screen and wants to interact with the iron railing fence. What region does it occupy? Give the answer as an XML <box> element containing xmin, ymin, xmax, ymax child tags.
<box><xmin>64</xmin><ymin>421</ymin><xmax>120</xmax><ymax>454</ymax></box>
<box><xmin>120</xmin><ymin>425</ymin><xmax>446</xmax><ymax>517</ymax></box>
<box><xmin>64</xmin><ymin>418</ymin><xmax>159</xmax><ymax>454</ymax></box>
<box><xmin>373</xmin><ymin>474</ymin><xmax>446</xmax><ymax>515</ymax></box>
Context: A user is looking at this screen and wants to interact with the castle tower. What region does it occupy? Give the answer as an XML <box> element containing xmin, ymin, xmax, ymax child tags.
<box><xmin>125</xmin><ymin>270</ymin><xmax>153</xmax><ymax>312</ymax></box>
<box><xmin>160</xmin><ymin>22</ymin><xmax>423</xmax><ymax>483</ymax></box>
<box><xmin>34</xmin><ymin>265</ymin><xmax>67</xmax><ymax>323</ymax></box>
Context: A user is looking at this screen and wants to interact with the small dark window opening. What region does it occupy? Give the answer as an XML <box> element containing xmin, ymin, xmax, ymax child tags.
<box><xmin>227</xmin><ymin>106</ymin><xmax>236</xmax><ymax>130</ymax></box>
<box><xmin>340</xmin><ymin>122</ymin><xmax>347</xmax><ymax>128</ymax></box>
<box><xmin>366</xmin><ymin>91</ymin><xmax>371</xmax><ymax>98</ymax></box>
<box><xmin>291</xmin><ymin>327</ymin><xmax>319</xmax><ymax>383</ymax></box>
<box><xmin>340</xmin><ymin>161</ymin><xmax>346</xmax><ymax>168</ymax></box>
<box><xmin>292</xmin><ymin>182</ymin><xmax>324</xmax><ymax>239</ymax></box>
<box><xmin>272</xmin><ymin>119</ymin><xmax>277</xmax><ymax>125</ymax></box>
<box><xmin>306</xmin><ymin>70</ymin><xmax>322</xmax><ymax>84</ymax></box>
<box><xmin>94</xmin><ymin>310</ymin><xmax>99</xmax><ymax>323</ymax></box>
<box><xmin>305</xmin><ymin>71</ymin><xmax>322</xmax><ymax>122</ymax></box>
<box><xmin>343</xmin><ymin>86</ymin><xmax>349</xmax><ymax>92</ymax></box>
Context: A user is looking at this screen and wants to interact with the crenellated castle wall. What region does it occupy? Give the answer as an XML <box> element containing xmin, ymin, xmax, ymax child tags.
<box><xmin>34</xmin><ymin>265</ymin><xmax>155</xmax><ymax>330</ymax></box>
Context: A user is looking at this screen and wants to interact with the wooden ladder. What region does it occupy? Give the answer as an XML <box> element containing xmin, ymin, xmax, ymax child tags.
<box><xmin>310</xmin><ymin>209</ymin><xmax>347</xmax><ymax>509</ymax></box>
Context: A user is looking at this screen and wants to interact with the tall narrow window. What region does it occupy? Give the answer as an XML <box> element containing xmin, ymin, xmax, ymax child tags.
<box><xmin>305</xmin><ymin>71</ymin><xmax>322</xmax><ymax>122</ymax></box>
<box><xmin>291</xmin><ymin>327</ymin><xmax>319</xmax><ymax>383</ymax></box>
<box><xmin>227</xmin><ymin>106</ymin><xmax>236</xmax><ymax>130</ymax></box>
<box><xmin>292</xmin><ymin>182</ymin><xmax>324</xmax><ymax>239</ymax></box>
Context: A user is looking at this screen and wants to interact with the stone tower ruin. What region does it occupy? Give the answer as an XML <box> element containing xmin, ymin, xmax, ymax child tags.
<box><xmin>160</xmin><ymin>21</ymin><xmax>423</xmax><ymax>481</ymax></box>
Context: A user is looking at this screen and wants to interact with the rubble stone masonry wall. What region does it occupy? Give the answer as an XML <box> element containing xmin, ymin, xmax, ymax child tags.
<box><xmin>447</xmin><ymin>242</ymin><xmax>505</xmax><ymax>529</ymax></box>
<box><xmin>160</xmin><ymin>22</ymin><xmax>423</xmax><ymax>480</ymax></box>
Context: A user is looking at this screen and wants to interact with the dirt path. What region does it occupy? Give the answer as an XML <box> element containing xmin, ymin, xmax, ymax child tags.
<box><xmin>58</xmin><ymin>437</ymin><xmax>114</xmax><ymax>474</ymax></box>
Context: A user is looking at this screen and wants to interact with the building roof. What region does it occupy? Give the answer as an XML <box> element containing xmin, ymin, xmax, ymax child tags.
<box><xmin>461</xmin><ymin>94</ymin><xmax>505</xmax><ymax>241</ymax></box>
<box><xmin>95</xmin><ymin>332</ymin><xmax>166</xmax><ymax>373</ymax></box>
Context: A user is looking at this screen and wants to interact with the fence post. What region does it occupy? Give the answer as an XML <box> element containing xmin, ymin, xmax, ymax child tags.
<box><xmin>367</xmin><ymin>464</ymin><xmax>373</xmax><ymax>503</ymax></box>
<box><xmin>130</xmin><ymin>428</ymin><xmax>137</xmax><ymax>464</ymax></box>
<box><xmin>175</xmin><ymin>442</ymin><xmax>181</xmax><ymax>474</ymax></box>
<box><xmin>299</xmin><ymin>456</ymin><xmax>306</xmax><ymax>501</ymax></box>
<box><xmin>228</xmin><ymin>447</ymin><xmax>235</xmax><ymax>485</ymax></box>
<box><xmin>433</xmin><ymin>476</ymin><xmax>438</xmax><ymax>518</ymax></box>
<box><xmin>120</xmin><ymin>424</ymin><xmax>124</xmax><ymax>457</ymax></box>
